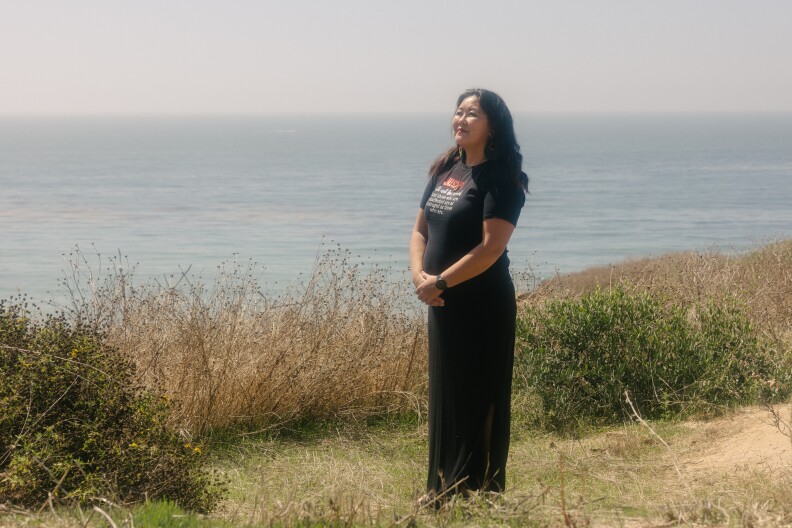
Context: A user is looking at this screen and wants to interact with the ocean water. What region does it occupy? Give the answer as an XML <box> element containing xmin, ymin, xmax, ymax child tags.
<box><xmin>1</xmin><ymin>113</ymin><xmax>791</xmax><ymax>303</ymax></box>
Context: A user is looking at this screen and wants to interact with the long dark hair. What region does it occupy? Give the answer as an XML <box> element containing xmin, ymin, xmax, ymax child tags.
<box><xmin>429</xmin><ymin>88</ymin><xmax>528</xmax><ymax>191</ymax></box>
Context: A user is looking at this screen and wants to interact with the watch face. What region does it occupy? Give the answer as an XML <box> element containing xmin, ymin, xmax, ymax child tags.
<box><xmin>436</xmin><ymin>278</ymin><xmax>447</xmax><ymax>290</ymax></box>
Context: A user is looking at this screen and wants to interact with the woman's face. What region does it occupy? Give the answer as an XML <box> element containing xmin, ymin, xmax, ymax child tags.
<box><xmin>452</xmin><ymin>96</ymin><xmax>491</xmax><ymax>151</ymax></box>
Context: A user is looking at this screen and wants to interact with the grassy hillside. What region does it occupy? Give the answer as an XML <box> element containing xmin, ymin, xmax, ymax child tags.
<box><xmin>3</xmin><ymin>408</ymin><xmax>792</xmax><ymax>526</ymax></box>
<box><xmin>2</xmin><ymin>240</ymin><xmax>792</xmax><ymax>525</ymax></box>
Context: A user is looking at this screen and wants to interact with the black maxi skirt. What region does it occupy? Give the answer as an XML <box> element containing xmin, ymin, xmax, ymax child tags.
<box><xmin>426</xmin><ymin>275</ymin><xmax>517</xmax><ymax>496</ymax></box>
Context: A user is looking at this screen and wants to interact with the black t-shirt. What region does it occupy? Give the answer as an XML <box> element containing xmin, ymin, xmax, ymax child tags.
<box><xmin>420</xmin><ymin>159</ymin><xmax>525</xmax><ymax>292</ymax></box>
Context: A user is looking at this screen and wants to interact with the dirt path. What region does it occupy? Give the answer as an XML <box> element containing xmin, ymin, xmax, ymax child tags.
<box><xmin>679</xmin><ymin>405</ymin><xmax>792</xmax><ymax>475</ymax></box>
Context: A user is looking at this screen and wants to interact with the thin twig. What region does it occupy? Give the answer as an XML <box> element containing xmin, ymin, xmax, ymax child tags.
<box><xmin>93</xmin><ymin>505</ymin><xmax>118</xmax><ymax>528</ymax></box>
<box><xmin>0</xmin><ymin>343</ymin><xmax>115</xmax><ymax>381</ymax></box>
<box><xmin>559</xmin><ymin>452</ymin><xmax>572</xmax><ymax>527</ymax></box>
<box><xmin>624</xmin><ymin>390</ymin><xmax>692</xmax><ymax>493</ymax></box>
<box><xmin>764</xmin><ymin>402</ymin><xmax>792</xmax><ymax>443</ymax></box>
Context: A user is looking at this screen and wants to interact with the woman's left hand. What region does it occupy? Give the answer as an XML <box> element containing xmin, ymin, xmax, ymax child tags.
<box><xmin>415</xmin><ymin>273</ymin><xmax>445</xmax><ymax>307</ymax></box>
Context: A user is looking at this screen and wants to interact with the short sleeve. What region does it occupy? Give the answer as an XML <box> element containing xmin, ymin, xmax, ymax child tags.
<box><xmin>483</xmin><ymin>170</ymin><xmax>526</xmax><ymax>226</ymax></box>
<box><xmin>420</xmin><ymin>174</ymin><xmax>439</xmax><ymax>209</ymax></box>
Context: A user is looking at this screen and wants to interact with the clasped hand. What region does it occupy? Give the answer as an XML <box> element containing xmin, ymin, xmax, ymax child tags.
<box><xmin>414</xmin><ymin>271</ymin><xmax>445</xmax><ymax>307</ymax></box>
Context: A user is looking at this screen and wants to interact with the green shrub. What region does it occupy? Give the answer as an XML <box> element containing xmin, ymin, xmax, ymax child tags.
<box><xmin>515</xmin><ymin>287</ymin><xmax>791</xmax><ymax>431</ymax></box>
<box><xmin>0</xmin><ymin>299</ymin><xmax>225</xmax><ymax>512</ymax></box>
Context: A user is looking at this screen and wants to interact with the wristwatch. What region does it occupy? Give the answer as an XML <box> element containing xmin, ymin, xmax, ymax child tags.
<box><xmin>435</xmin><ymin>275</ymin><xmax>447</xmax><ymax>290</ymax></box>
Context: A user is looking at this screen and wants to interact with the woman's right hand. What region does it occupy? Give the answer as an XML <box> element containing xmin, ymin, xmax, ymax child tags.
<box><xmin>415</xmin><ymin>272</ymin><xmax>445</xmax><ymax>307</ymax></box>
<box><xmin>412</xmin><ymin>270</ymin><xmax>430</xmax><ymax>288</ymax></box>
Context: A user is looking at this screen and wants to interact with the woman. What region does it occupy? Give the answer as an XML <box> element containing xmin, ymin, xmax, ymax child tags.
<box><xmin>410</xmin><ymin>88</ymin><xmax>527</xmax><ymax>505</ymax></box>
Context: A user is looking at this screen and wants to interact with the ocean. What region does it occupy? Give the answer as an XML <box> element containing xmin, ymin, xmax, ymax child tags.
<box><xmin>1</xmin><ymin>113</ymin><xmax>791</xmax><ymax>303</ymax></box>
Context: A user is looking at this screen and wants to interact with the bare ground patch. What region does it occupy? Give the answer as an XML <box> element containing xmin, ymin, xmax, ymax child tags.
<box><xmin>680</xmin><ymin>405</ymin><xmax>792</xmax><ymax>477</ymax></box>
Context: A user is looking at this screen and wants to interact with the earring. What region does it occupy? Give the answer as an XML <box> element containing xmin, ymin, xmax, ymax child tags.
<box><xmin>488</xmin><ymin>135</ymin><xmax>496</xmax><ymax>151</ymax></box>
<box><xmin>458</xmin><ymin>146</ymin><xmax>464</xmax><ymax>158</ymax></box>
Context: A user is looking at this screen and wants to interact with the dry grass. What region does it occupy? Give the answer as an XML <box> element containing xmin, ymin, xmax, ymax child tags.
<box><xmin>211</xmin><ymin>411</ymin><xmax>792</xmax><ymax>527</ymax></box>
<box><xmin>57</xmin><ymin>245</ymin><xmax>427</xmax><ymax>434</ymax></box>
<box><xmin>520</xmin><ymin>238</ymin><xmax>792</xmax><ymax>341</ymax></box>
<box><xmin>4</xmin><ymin>412</ymin><xmax>792</xmax><ymax>526</ymax></box>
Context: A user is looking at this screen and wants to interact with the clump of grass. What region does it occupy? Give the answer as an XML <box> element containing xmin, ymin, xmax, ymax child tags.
<box><xmin>217</xmin><ymin>420</ymin><xmax>552</xmax><ymax>528</ymax></box>
<box><xmin>0</xmin><ymin>500</ymin><xmax>237</xmax><ymax>527</ymax></box>
<box><xmin>58</xmin><ymin>245</ymin><xmax>427</xmax><ymax>434</ymax></box>
<box><xmin>0</xmin><ymin>300</ymin><xmax>225</xmax><ymax>513</ymax></box>
<box><xmin>515</xmin><ymin>286</ymin><xmax>792</xmax><ymax>431</ymax></box>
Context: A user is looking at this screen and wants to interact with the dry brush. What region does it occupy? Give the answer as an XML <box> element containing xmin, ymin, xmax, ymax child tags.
<box><xmin>59</xmin><ymin>246</ymin><xmax>427</xmax><ymax>434</ymax></box>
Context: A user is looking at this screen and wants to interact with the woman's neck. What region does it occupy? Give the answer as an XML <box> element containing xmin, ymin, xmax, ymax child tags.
<box><xmin>463</xmin><ymin>145</ymin><xmax>487</xmax><ymax>166</ymax></box>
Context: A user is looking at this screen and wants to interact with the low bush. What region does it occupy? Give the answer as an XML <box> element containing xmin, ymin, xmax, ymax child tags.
<box><xmin>0</xmin><ymin>299</ymin><xmax>225</xmax><ymax>512</ymax></box>
<box><xmin>515</xmin><ymin>287</ymin><xmax>791</xmax><ymax>431</ymax></box>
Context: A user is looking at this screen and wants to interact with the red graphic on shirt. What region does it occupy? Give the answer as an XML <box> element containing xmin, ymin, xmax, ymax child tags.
<box><xmin>442</xmin><ymin>177</ymin><xmax>465</xmax><ymax>191</ymax></box>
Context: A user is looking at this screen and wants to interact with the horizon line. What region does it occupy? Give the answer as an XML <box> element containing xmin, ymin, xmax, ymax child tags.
<box><xmin>2</xmin><ymin>109</ymin><xmax>792</xmax><ymax>118</ymax></box>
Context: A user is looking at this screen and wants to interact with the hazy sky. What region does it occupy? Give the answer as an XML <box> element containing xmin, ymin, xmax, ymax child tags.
<box><xmin>2</xmin><ymin>0</ymin><xmax>791</xmax><ymax>114</ymax></box>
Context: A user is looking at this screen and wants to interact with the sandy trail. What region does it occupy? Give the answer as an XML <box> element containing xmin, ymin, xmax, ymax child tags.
<box><xmin>680</xmin><ymin>405</ymin><xmax>792</xmax><ymax>475</ymax></box>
